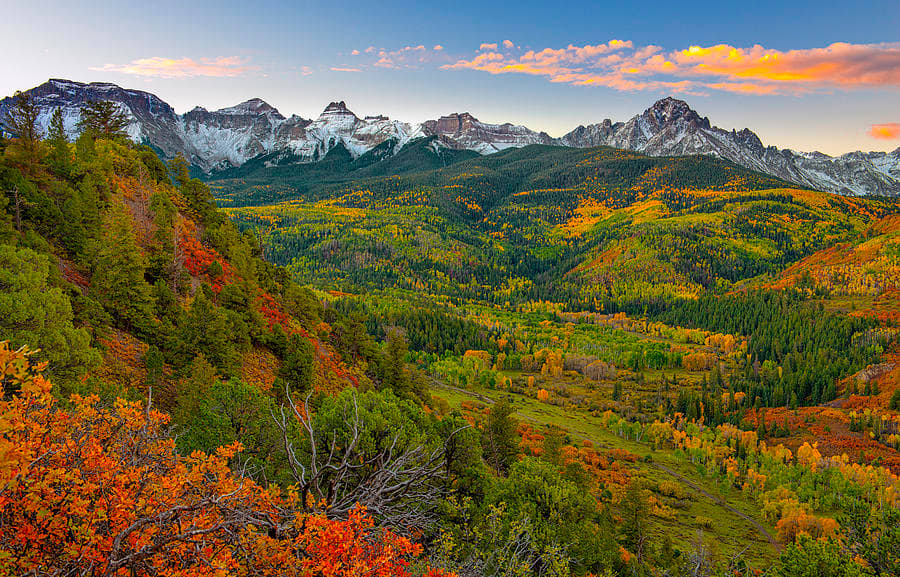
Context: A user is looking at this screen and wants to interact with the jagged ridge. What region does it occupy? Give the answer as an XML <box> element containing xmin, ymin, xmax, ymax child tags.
<box><xmin>1</xmin><ymin>80</ymin><xmax>898</xmax><ymax>196</ymax></box>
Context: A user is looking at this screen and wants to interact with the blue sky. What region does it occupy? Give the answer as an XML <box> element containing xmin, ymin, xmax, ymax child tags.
<box><xmin>4</xmin><ymin>0</ymin><xmax>900</xmax><ymax>154</ymax></box>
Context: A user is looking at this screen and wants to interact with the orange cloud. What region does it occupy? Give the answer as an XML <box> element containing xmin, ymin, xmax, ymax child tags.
<box><xmin>869</xmin><ymin>123</ymin><xmax>900</xmax><ymax>140</ymax></box>
<box><xmin>91</xmin><ymin>56</ymin><xmax>253</xmax><ymax>78</ymax></box>
<box><xmin>442</xmin><ymin>41</ymin><xmax>900</xmax><ymax>94</ymax></box>
<box><xmin>673</xmin><ymin>42</ymin><xmax>900</xmax><ymax>87</ymax></box>
<box><xmin>331</xmin><ymin>67</ymin><xmax>362</xmax><ymax>73</ymax></box>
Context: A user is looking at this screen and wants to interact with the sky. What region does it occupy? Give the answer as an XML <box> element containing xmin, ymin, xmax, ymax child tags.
<box><xmin>3</xmin><ymin>0</ymin><xmax>900</xmax><ymax>156</ymax></box>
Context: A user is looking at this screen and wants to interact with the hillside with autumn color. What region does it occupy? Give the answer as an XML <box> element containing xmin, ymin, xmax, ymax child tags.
<box><xmin>1</xmin><ymin>91</ymin><xmax>899</xmax><ymax>577</ymax></box>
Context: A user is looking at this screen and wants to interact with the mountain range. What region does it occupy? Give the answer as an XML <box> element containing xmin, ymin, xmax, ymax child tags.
<box><xmin>2</xmin><ymin>78</ymin><xmax>899</xmax><ymax>197</ymax></box>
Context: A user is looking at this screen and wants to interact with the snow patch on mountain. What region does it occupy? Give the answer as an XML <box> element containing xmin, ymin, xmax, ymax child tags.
<box><xmin>2</xmin><ymin>80</ymin><xmax>898</xmax><ymax>196</ymax></box>
<box><xmin>560</xmin><ymin>97</ymin><xmax>900</xmax><ymax>197</ymax></box>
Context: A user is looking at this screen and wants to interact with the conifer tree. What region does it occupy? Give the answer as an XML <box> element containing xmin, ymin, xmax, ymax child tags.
<box><xmin>89</xmin><ymin>201</ymin><xmax>153</xmax><ymax>331</ymax></box>
<box><xmin>46</xmin><ymin>109</ymin><xmax>71</xmax><ymax>177</ymax></box>
<box><xmin>78</xmin><ymin>100</ymin><xmax>129</xmax><ymax>139</ymax></box>
<box><xmin>281</xmin><ymin>333</ymin><xmax>314</xmax><ymax>393</ymax></box>
<box><xmin>178</xmin><ymin>289</ymin><xmax>236</xmax><ymax>373</ymax></box>
<box><xmin>481</xmin><ymin>397</ymin><xmax>519</xmax><ymax>475</ymax></box>
<box><xmin>3</xmin><ymin>91</ymin><xmax>41</xmax><ymax>169</ymax></box>
<box><xmin>0</xmin><ymin>244</ymin><xmax>100</xmax><ymax>384</ymax></box>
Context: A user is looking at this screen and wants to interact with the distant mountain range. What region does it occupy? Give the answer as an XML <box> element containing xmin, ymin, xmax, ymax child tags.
<box><xmin>2</xmin><ymin>78</ymin><xmax>898</xmax><ymax>196</ymax></box>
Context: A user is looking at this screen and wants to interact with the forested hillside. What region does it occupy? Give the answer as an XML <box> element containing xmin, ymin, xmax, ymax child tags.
<box><xmin>1</xmin><ymin>90</ymin><xmax>899</xmax><ymax>577</ymax></box>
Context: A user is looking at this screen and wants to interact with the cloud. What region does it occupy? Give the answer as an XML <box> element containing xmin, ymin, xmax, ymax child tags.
<box><xmin>300</xmin><ymin>66</ymin><xmax>314</xmax><ymax>76</ymax></box>
<box><xmin>442</xmin><ymin>41</ymin><xmax>900</xmax><ymax>94</ymax></box>
<box><xmin>347</xmin><ymin>44</ymin><xmax>448</xmax><ymax>70</ymax></box>
<box><xmin>503</xmin><ymin>40</ymin><xmax>514</xmax><ymax>49</ymax></box>
<box><xmin>91</xmin><ymin>56</ymin><xmax>253</xmax><ymax>78</ymax></box>
<box><xmin>351</xmin><ymin>49</ymin><xmax>360</xmax><ymax>56</ymax></box>
<box><xmin>331</xmin><ymin>66</ymin><xmax>362</xmax><ymax>73</ymax></box>
<box><xmin>869</xmin><ymin>123</ymin><xmax>900</xmax><ymax>140</ymax></box>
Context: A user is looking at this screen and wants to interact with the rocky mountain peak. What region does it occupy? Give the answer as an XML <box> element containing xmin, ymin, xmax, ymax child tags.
<box><xmin>2</xmin><ymin>79</ymin><xmax>897</xmax><ymax>196</ymax></box>
<box><xmin>321</xmin><ymin>101</ymin><xmax>356</xmax><ymax>118</ymax></box>
<box><xmin>645</xmin><ymin>97</ymin><xmax>709</xmax><ymax>129</ymax></box>
<box><xmin>217</xmin><ymin>98</ymin><xmax>280</xmax><ymax>117</ymax></box>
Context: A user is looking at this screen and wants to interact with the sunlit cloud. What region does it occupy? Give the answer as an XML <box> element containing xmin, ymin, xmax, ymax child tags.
<box><xmin>348</xmin><ymin>44</ymin><xmax>449</xmax><ymax>70</ymax></box>
<box><xmin>869</xmin><ymin>123</ymin><xmax>900</xmax><ymax>140</ymax></box>
<box><xmin>91</xmin><ymin>56</ymin><xmax>254</xmax><ymax>78</ymax></box>
<box><xmin>331</xmin><ymin>66</ymin><xmax>362</xmax><ymax>73</ymax></box>
<box><xmin>442</xmin><ymin>41</ymin><xmax>900</xmax><ymax>94</ymax></box>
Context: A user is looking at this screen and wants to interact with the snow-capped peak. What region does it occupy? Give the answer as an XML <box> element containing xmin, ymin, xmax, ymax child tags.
<box><xmin>217</xmin><ymin>98</ymin><xmax>281</xmax><ymax>117</ymax></box>
<box><xmin>320</xmin><ymin>101</ymin><xmax>357</xmax><ymax>118</ymax></box>
<box><xmin>2</xmin><ymin>79</ymin><xmax>898</xmax><ymax>196</ymax></box>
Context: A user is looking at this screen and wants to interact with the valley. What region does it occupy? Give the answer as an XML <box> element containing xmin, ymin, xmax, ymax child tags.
<box><xmin>1</xmin><ymin>75</ymin><xmax>899</xmax><ymax>576</ymax></box>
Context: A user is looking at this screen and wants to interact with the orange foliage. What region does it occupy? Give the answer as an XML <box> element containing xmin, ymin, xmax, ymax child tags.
<box><xmin>94</xmin><ymin>329</ymin><xmax>150</xmax><ymax>392</ymax></box>
<box><xmin>0</xmin><ymin>342</ymin><xmax>454</xmax><ymax>577</ymax></box>
<box><xmin>775</xmin><ymin>510</ymin><xmax>840</xmax><ymax>544</ymax></box>
<box><xmin>240</xmin><ymin>346</ymin><xmax>280</xmax><ymax>392</ymax></box>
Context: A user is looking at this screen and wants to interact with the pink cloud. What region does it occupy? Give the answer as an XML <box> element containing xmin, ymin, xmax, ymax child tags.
<box><xmin>442</xmin><ymin>40</ymin><xmax>900</xmax><ymax>94</ymax></box>
<box><xmin>503</xmin><ymin>40</ymin><xmax>514</xmax><ymax>49</ymax></box>
<box><xmin>349</xmin><ymin>44</ymin><xmax>448</xmax><ymax>70</ymax></box>
<box><xmin>91</xmin><ymin>56</ymin><xmax>253</xmax><ymax>78</ymax></box>
<box><xmin>351</xmin><ymin>49</ymin><xmax>360</xmax><ymax>56</ymax></box>
<box><xmin>331</xmin><ymin>66</ymin><xmax>362</xmax><ymax>73</ymax></box>
<box><xmin>869</xmin><ymin>123</ymin><xmax>900</xmax><ymax>140</ymax></box>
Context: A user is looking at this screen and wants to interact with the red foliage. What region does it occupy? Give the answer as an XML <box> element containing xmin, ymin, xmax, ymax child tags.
<box><xmin>257</xmin><ymin>291</ymin><xmax>296</xmax><ymax>332</ymax></box>
<box><xmin>0</xmin><ymin>341</ymin><xmax>452</xmax><ymax>577</ymax></box>
<box><xmin>178</xmin><ymin>232</ymin><xmax>234</xmax><ymax>293</ymax></box>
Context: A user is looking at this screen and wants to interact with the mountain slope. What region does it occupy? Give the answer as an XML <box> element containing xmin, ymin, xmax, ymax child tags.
<box><xmin>224</xmin><ymin>144</ymin><xmax>882</xmax><ymax>304</ymax></box>
<box><xmin>2</xmin><ymin>79</ymin><xmax>899</xmax><ymax>196</ymax></box>
<box><xmin>561</xmin><ymin>97</ymin><xmax>900</xmax><ymax>197</ymax></box>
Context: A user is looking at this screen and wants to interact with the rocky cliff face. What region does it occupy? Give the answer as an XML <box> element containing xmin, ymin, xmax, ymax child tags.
<box><xmin>3</xmin><ymin>80</ymin><xmax>898</xmax><ymax>196</ymax></box>
<box><xmin>422</xmin><ymin>112</ymin><xmax>552</xmax><ymax>154</ymax></box>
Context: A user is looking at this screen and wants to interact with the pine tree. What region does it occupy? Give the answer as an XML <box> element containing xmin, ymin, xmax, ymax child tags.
<box><xmin>890</xmin><ymin>386</ymin><xmax>900</xmax><ymax>411</ymax></box>
<box><xmin>78</xmin><ymin>100</ymin><xmax>129</xmax><ymax>139</ymax></box>
<box><xmin>3</xmin><ymin>91</ymin><xmax>41</xmax><ymax>170</ymax></box>
<box><xmin>377</xmin><ymin>328</ymin><xmax>410</xmax><ymax>396</ymax></box>
<box><xmin>281</xmin><ymin>333</ymin><xmax>314</xmax><ymax>393</ymax></box>
<box><xmin>0</xmin><ymin>244</ymin><xmax>100</xmax><ymax>385</ymax></box>
<box><xmin>178</xmin><ymin>290</ymin><xmax>236</xmax><ymax>373</ymax></box>
<box><xmin>481</xmin><ymin>397</ymin><xmax>519</xmax><ymax>475</ymax></box>
<box><xmin>174</xmin><ymin>353</ymin><xmax>218</xmax><ymax>426</ymax></box>
<box><xmin>90</xmin><ymin>201</ymin><xmax>153</xmax><ymax>331</ymax></box>
<box><xmin>620</xmin><ymin>482</ymin><xmax>651</xmax><ymax>563</ymax></box>
<box><xmin>168</xmin><ymin>154</ymin><xmax>191</xmax><ymax>189</ymax></box>
<box><xmin>46</xmin><ymin>109</ymin><xmax>71</xmax><ymax>177</ymax></box>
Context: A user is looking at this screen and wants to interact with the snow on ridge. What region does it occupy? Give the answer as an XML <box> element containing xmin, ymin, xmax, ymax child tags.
<box><xmin>4</xmin><ymin>79</ymin><xmax>900</xmax><ymax>195</ymax></box>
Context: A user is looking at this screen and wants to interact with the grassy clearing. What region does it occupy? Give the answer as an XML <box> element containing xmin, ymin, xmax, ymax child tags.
<box><xmin>431</xmin><ymin>382</ymin><xmax>780</xmax><ymax>566</ymax></box>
